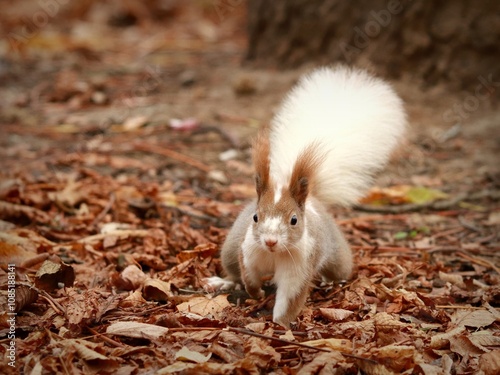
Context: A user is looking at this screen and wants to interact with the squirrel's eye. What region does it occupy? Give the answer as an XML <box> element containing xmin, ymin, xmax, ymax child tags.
<box><xmin>290</xmin><ymin>215</ymin><xmax>298</xmax><ymax>225</ymax></box>
<box><xmin>253</xmin><ymin>214</ymin><xmax>259</xmax><ymax>223</ymax></box>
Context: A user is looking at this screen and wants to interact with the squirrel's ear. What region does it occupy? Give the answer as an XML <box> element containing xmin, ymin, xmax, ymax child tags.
<box><xmin>253</xmin><ymin>126</ymin><xmax>271</xmax><ymax>198</ymax></box>
<box><xmin>289</xmin><ymin>176</ymin><xmax>310</xmax><ymax>208</ymax></box>
<box><xmin>289</xmin><ymin>144</ymin><xmax>323</xmax><ymax>207</ymax></box>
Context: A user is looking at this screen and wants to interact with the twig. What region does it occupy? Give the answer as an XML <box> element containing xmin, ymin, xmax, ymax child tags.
<box><xmin>39</xmin><ymin>291</ymin><xmax>65</xmax><ymax>316</ymax></box>
<box><xmin>436</xmin><ymin>305</ymin><xmax>487</xmax><ymax>310</ymax></box>
<box><xmin>354</xmin><ymin>189</ymin><xmax>500</xmax><ymax>213</ymax></box>
<box><xmin>133</xmin><ymin>142</ymin><xmax>211</xmax><ymax>172</ymax></box>
<box><xmin>458</xmin><ymin>216</ymin><xmax>482</xmax><ymax>233</ymax></box>
<box><xmin>227</xmin><ymin>327</ymin><xmax>331</xmax><ymax>352</ymax></box>
<box><xmin>87</xmin><ymin>326</ymin><xmax>125</xmax><ymax>348</ymax></box>
<box><xmin>457</xmin><ymin>251</ymin><xmax>500</xmax><ymax>274</ymax></box>
<box><xmin>91</xmin><ymin>192</ymin><xmax>116</xmax><ymax>227</ymax></box>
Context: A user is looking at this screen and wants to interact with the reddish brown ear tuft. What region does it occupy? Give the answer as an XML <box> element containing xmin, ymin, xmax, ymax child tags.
<box><xmin>289</xmin><ymin>143</ymin><xmax>324</xmax><ymax>207</ymax></box>
<box><xmin>253</xmin><ymin>126</ymin><xmax>271</xmax><ymax>198</ymax></box>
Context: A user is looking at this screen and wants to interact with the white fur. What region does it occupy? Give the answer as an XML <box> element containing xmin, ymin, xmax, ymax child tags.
<box><xmin>204</xmin><ymin>276</ymin><xmax>236</xmax><ymax>291</ymax></box>
<box><xmin>270</xmin><ymin>66</ymin><xmax>407</xmax><ymax>206</ymax></box>
<box><xmin>273</xmin><ymin>184</ymin><xmax>283</xmax><ymax>204</ymax></box>
<box><xmin>262</xmin><ymin>216</ymin><xmax>282</xmax><ymax>233</ymax></box>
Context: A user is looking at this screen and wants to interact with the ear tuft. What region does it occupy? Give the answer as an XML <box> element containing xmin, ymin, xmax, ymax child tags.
<box><xmin>253</xmin><ymin>126</ymin><xmax>271</xmax><ymax>198</ymax></box>
<box><xmin>289</xmin><ymin>143</ymin><xmax>325</xmax><ymax>207</ymax></box>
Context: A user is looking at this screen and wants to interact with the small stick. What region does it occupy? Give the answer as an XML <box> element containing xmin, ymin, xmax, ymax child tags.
<box><xmin>91</xmin><ymin>192</ymin><xmax>116</xmax><ymax>227</ymax></box>
<box><xmin>227</xmin><ymin>327</ymin><xmax>331</xmax><ymax>353</ymax></box>
<box><xmin>436</xmin><ymin>305</ymin><xmax>488</xmax><ymax>310</ymax></box>
<box><xmin>457</xmin><ymin>251</ymin><xmax>500</xmax><ymax>274</ymax></box>
<box><xmin>87</xmin><ymin>326</ymin><xmax>125</xmax><ymax>348</ymax></box>
<box><xmin>133</xmin><ymin>142</ymin><xmax>211</xmax><ymax>172</ymax></box>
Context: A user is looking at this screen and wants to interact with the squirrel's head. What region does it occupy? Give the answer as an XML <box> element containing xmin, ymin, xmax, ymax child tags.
<box><xmin>251</xmin><ymin>129</ymin><xmax>323</xmax><ymax>253</ymax></box>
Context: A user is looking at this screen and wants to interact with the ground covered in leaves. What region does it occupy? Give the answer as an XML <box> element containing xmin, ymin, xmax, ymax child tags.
<box><xmin>1</xmin><ymin>2</ymin><xmax>499</xmax><ymax>374</ymax></box>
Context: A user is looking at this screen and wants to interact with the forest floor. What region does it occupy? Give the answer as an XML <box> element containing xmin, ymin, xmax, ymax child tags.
<box><xmin>0</xmin><ymin>2</ymin><xmax>499</xmax><ymax>374</ymax></box>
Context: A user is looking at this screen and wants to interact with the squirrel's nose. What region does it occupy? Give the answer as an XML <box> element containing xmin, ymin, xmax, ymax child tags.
<box><xmin>265</xmin><ymin>239</ymin><xmax>277</xmax><ymax>248</ymax></box>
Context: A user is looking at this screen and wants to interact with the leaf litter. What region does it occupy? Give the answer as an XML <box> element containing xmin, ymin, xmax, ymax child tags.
<box><xmin>0</xmin><ymin>2</ymin><xmax>499</xmax><ymax>374</ymax></box>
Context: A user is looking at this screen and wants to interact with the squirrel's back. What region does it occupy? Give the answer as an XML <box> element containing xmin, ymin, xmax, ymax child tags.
<box><xmin>269</xmin><ymin>65</ymin><xmax>407</xmax><ymax>206</ymax></box>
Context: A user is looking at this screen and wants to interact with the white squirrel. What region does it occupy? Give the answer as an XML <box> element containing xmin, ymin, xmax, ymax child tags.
<box><xmin>204</xmin><ymin>65</ymin><xmax>407</xmax><ymax>327</ymax></box>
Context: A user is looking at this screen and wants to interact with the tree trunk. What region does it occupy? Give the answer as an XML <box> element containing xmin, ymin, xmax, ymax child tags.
<box><xmin>246</xmin><ymin>0</ymin><xmax>500</xmax><ymax>93</ymax></box>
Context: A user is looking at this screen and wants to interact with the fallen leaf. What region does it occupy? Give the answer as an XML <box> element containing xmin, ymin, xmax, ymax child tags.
<box><xmin>319</xmin><ymin>308</ymin><xmax>354</xmax><ymax>322</ymax></box>
<box><xmin>479</xmin><ymin>350</ymin><xmax>500</xmax><ymax>375</ymax></box>
<box><xmin>302</xmin><ymin>338</ymin><xmax>353</xmax><ymax>353</ymax></box>
<box><xmin>430</xmin><ymin>326</ymin><xmax>467</xmax><ymax>349</ymax></box>
<box><xmin>176</xmin><ymin>295</ymin><xmax>230</xmax><ymax>318</ymax></box>
<box><xmin>175</xmin><ymin>346</ymin><xmax>212</xmax><ymax>363</ymax></box>
<box><xmin>176</xmin><ymin>243</ymin><xmax>218</xmax><ymax>262</ymax></box>
<box><xmin>106</xmin><ymin>321</ymin><xmax>169</xmax><ymax>340</ymax></box>
<box><xmin>13</xmin><ymin>284</ymin><xmax>38</xmax><ymax>312</ymax></box>
<box><xmin>439</xmin><ymin>271</ymin><xmax>466</xmax><ymax>288</ymax></box>
<box><xmin>298</xmin><ymin>351</ymin><xmax>345</xmax><ymax>374</ymax></box>
<box><xmin>452</xmin><ymin>309</ymin><xmax>496</xmax><ymax>328</ymax></box>
<box><xmin>143</xmin><ymin>278</ymin><xmax>173</xmax><ymax>302</ymax></box>
<box><xmin>35</xmin><ymin>260</ymin><xmax>75</xmax><ymax>291</ymax></box>
<box><xmin>119</xmin><ymin>265</ymin><xmax>148</xmax><ymax>290</ymax></box>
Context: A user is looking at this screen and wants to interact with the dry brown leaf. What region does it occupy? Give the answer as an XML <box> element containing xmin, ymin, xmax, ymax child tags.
<box><xmin>298</xmin><ymin>351</ymin><xmax>345</xmax><ymax>374</ymax></box>
<box><xmin>244</xmin><ymin>322</ymin><xmax>267</xmax><ymax>333</ymax></box>
<box><xmin>469</xmin><ymin>330</ymin><xmax>500</xmax><ymax>351</ymax></box>
<box><xmin>121</xmin><ymin>290</ymin><xmax>147</xmax><ymax>307</ymax></box>
<box><xmin>416</xmin><ymin>354</ymin><xmax>453</xmax><ymax>375</ymax></box>
<box><xmin>439</xmin><ymin>271</ymin><xmax>466</xmax><ymax>288</ymax></box>
<box><xmin>372</xmin><ymin>345</ymin><xmax>416</xmax><ymax>373</ymax></box>
<box><xmin>119</xmin><ymin>265</ymin><xmax>148</xmax><ymax>290</ymax></box>
<box><xmin>65</xmin><ymin>339</ymin><xmax>110</xmax><ymax>361</ymax></box>
<box><xmin>450</xmin><ymin>334</ymin><xmax>486</xmax><ymax>357</ymax></box>
<box><xmin>209</xmin><ymin>331</ymin><xmax>245</xmax><ymax>363</ymax></box>
<box><xmin>0</xmin><ymin>240</ymin><xmax>36</xmax><ymax>266</ymax></box>
<box><xmin>244</xmin><ymin>336</ymin><xmax>281</xmax><ymax>369</ymax></box>
<box><xmin>157</xmin><ymin>361</ymin><xmax>241</xmax><ymax>375</ymax></box>
<box><xmin>452</xmin><ymin>309</ymin><xmax>497</xmax><ymax>328</ymax></box>
<box><xmin>175</xmin><ymin>346</ymin><xmax>212</xmax><ymax>363</ymax></box>
<box><xmin>0</xmin><ymin>229</ymin><xmax>54</xmax><ymax>265</ymax></box>
<box><xmin>302</xmin><ymin>338</ymin><xmax>353</xmax><ymax>353</ymax></box>
<box><xmin>176</xmin><ymin>243</ymin><xmax>218</xmax><ymax>262</ymax></box>
<box><xmin>319</xmin><ymin>308</ymin><xmax>354</xmax><ymax>322</ymax></box>
<box><xmin>49</xmin><ymin>180</ymin><xmax>85</xmax><ymax>208</ymax></box>
<box><xmin>13</xmin><ymin>284</ymin><xmax>38</xmax><ymax>312</ymax></box>
<box><xmin>176</xmin><ymin>295</ymin><xmax>230</xmax><ymax>318</ymax></box>
<box><xmin>106</xmin><ymin>321</ymin><xmax>169</xmax><ymax>340</ymax></box>
<box><xmin>479</xmin><ymin>350</ymin><xmax>500</xmax><ymax>375</ymax></box>
<box><xmin>0</xmin><ymin>201</ymin><xmax>51</xmax><ymax>223</ymax></box>
<box><xmin>143</xmin><ymin>278</ymin><xmax>173</xmax><ymax>302</ymax></box>
<box><xmin>34</xmin><ymin>260</ymin><xmax>75</xmax><ymax>291</ymax></box>
<box><xmin>430</xmin><ymin>326</ymin><xmax>467</xmax><ymax>349</ymax></box>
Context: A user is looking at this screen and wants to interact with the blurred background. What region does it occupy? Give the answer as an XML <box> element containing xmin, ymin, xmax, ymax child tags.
<box><xmin>0</xmin><ymin>0</ymin><xmax>498</xmax><ymax>194</ymax></box>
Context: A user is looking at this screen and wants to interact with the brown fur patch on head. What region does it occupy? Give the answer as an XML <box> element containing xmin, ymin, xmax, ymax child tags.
<box><xmin>253</xmin><ymin>126</ymin><xmax>271</xmax><ymax>199</ymax></box>
<box><xmin>289</xmin><ymin>143</ymin><xmax>325</xmax><ymax>207</ymax></box>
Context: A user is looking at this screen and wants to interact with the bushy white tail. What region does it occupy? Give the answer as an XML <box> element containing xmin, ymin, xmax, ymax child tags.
<box><xmin>269</xmin><ymin>65</ymin><xmax>407</xmax><ymax>206</ymax></box>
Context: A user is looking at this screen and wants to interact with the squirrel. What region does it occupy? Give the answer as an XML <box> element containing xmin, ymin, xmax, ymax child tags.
<box><xmin>204</xmin><ymin>65</ymin><xmax>407</xmax><ymax>327</ymax></box>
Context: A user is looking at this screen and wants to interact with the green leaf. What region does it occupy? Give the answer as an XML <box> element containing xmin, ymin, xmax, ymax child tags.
<box><xmin>406</xmin><ymin>186</ymin><xmax>448</xmax><ymax>204</ymax></box>
<box><xmin>394</xmin><ymin>231</ymin><xmax>408</xmax><ymax>240</ymax></box>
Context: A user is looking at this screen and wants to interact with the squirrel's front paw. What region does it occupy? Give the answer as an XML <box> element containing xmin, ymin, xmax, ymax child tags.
<box><xmin>272</xmin><ymin>314</ymin><xmax>292</xmax><ymax>329</ymax></box>
<box><xmin>245</xmin><ymin>285</ymin><xmax>265</xmax><ymax>300</ymax></box>
<box><xmin>202</xmin><ymin>276</ymin><xmax>236</xmax><ymax>292</ymax></box>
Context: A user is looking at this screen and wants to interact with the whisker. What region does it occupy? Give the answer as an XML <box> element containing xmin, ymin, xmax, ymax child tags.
<box><xmin>283</xmin><ymin>243</ymin><xmax>298</xmax><ymax>271</ymax></box>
